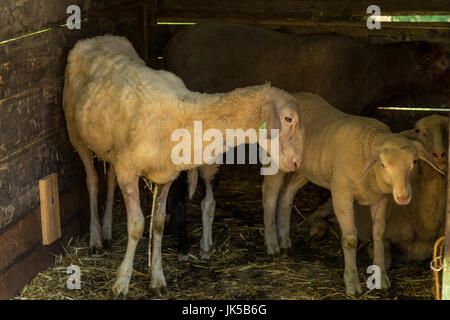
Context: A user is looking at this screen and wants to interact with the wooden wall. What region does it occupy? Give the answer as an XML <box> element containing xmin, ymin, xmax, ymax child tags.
<box><xmin>0</xmin><ymin>0</ymin><xmax>148</xmax><ymax>299</ymax></box>
<box><xmin>148</xmin><ymin>1</ymin><xmax>450</xmax><ymax>68</ymax></box>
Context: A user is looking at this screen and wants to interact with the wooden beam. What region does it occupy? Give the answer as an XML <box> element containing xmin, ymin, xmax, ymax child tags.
<box><xmin>442</xmin><ymin>115</ymin><xmax>450</xmax><ymax>300</ymax></box>
<box><xmin>157</xmin><ymin>0</ymin><xmax>450</xmax><ymax>22</ymax></box>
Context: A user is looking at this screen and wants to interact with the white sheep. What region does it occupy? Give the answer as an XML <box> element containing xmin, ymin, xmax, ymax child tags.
<box><xmin>262</xmin><ymin>92</ymin><xmax>444</xmax><ymax>295</ymax></box>
<box><xmin>310</xmin><ymin>114</ymin><xmax>448</xmax><ymax>268</ymax></box>
<box><xmin>63</xmin><ymin>35</ymin><xmax>304</xmax><ymax>297</ymax></box>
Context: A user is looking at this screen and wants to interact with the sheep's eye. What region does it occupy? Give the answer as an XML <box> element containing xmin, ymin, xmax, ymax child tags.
<box><xmin>415</xmin><ymin>129</ymin><xmax>419</xmax><ymax>133</ymax></box>
<box><xmin>284</xmin><ymin>116</ymin><xmax>293</xmax><ymax>123</ymax></box>
<box><xmin>413</xmin><ymin>159</ymin><xmax>418</xmax><ymax>165</ymax></box>
<box><xmin>380</xmin><ymin>163</ymin><xmax>385</xmax><ymax>168</ymax></box>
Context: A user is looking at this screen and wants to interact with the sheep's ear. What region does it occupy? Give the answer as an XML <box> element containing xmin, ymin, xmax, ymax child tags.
<box><xmin>399</xmin><ymin>129</ymin><xmax>419</xmax><ymax>140</ymax></box>
<box><xmin>261</xmin><ymin>98</ymin><xmax>281</xmax><ymax>139</ymax></box>
<box><xmin>412</xmin><ymin>140</ymin><xmax>446</xmax><ymax>175</ymax></box>
<box><xmin>357</xmin><ymin>149</ymin><xmax>380</xmax><ymax>183</ymax></box>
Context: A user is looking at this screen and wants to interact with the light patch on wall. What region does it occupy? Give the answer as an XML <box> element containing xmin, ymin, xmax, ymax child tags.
<box><xmin>374</xmin><ymin>15</ymin><xmax>450</xmax><ymax>23</ymax></box>
<box><xmin>378</xmin><ymin>106</ymin><xmax>450</xmax><ymax>112</ymax></box>
<box><xmin>0</xmin><ymin>19</ymin><xmax>88</xmax><ymax>46</ymax></box>
<box><xmin>157</xmin><ymin>22</ymin><xmax>197</xmax><ymax>25</ymax></box>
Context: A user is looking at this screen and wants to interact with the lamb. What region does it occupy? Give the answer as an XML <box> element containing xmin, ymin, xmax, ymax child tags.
<box><xmin>262</xmin><ymin>92</ymin><xmax>444</xmax><ymax>295</ymax></box>
<box><xmin>309</xmin><ymin>114</ymin><xmax>448</xmax><ymax>268</ymax></box>
<box><xmin>63</xmin><ymin>35</ymin><xmax>304</xmax><ymax>297</ymax></box>
<box><xmin>165</xmin><ymin>22</ymin><xmax>449</xmax><ymax>115</ymax></box>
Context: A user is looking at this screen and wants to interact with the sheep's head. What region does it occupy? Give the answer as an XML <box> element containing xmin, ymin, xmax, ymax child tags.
<box><xmin>410</xmin><ymin>42</ymin><xmax>450</xmax><ymax>97</ymax></box>
<box><xmin>401</xmin><ymin>114</ymin><xmax>449</xmax><ymax>171</ymax></box>
<box><xmin>260</xmin><ymin>87</ymin><xmax>304</xmax><ymax>172</ymax></box>
<box><xmin>358</xmin><ymin>135</ymin><xmax>445</xmax><ymax>205</ymax></box>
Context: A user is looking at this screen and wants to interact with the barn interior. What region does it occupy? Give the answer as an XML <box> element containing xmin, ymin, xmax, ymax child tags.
<box><xmin>1</xmin><ymin>0</ymin><xmax>449</xmax><ymax>300</ymax></box>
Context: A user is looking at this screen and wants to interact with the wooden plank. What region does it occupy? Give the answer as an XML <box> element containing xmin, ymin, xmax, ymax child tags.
<box><xmin>0</xmin><ymin>165</ymin><xmax>107</xmax><ymax>299</ymax></box>
<box><xmin>0</xmin><ymin>197</ymin><xmax>90</xmax><ymax>299</ymax></box>
<box><xmin>0</xmin><ymin>172</ymin><xmax>101</xmax><ymax>273</ymax></box>
<box><xmin>0</xmin><ymin>0</ymin><xmax>85</xmax><ymax>41</ymax></box>
<box><xmin>0</xmin><ymin>77</ymin><xmax>65</xmax><ymax>159</ymax></box>
<box><xmin>0</xmin><ymin>5</ymin><xmax>144</xmax><ymax>101</ymax></box>
<box><xmin>0</xmin><ymin>128</ymin><xmax>83</xmax><ymax>229</ymax></box>
<box><xmin>0</xmin><ymin>0</ymin><xmax>142</xmax><ymax>42</ymax></box>
<box><xmin>39</xmin><ymin>173</ymin><xmax>61</xmax><ymax>245</ymax></box>
<box><xmin>157</xmin><ymin>0</ymin><xmax>450</xmax><ymax>21</ymax></box>
<box><xmin>442</xmin><ymin>115</ymin><xmax>450</xmax><ymax>300</ymax></box>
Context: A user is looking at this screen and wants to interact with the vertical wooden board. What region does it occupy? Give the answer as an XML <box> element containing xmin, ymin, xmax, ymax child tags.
<box><xmin>39</xmin><ymin>173</ymin><xmax>61</xmax><ymax>245</ymax></box>
<box><xmin>443</xmin><ymin>114</ymin><xmax>450</xmax><ymax>300</ymax></box>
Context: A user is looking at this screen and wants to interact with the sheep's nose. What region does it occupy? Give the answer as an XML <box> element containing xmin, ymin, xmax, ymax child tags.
<box><xmin>293</xmin><ymin>157</ymin><xmax>301</xmax><ymax>169</ymax></box>
<box><xmin>395</xmin><ymin>195</ymin><xmax>411</xmax><ymax>205</ymax></box>
<box><xmin>432</xmin><ymin>151</ymin><xmax>446</xmax><ymax>160</ymax></box>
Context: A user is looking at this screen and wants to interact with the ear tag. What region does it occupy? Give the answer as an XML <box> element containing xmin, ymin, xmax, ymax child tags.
<box><xmin>259</xmin><ymin>121</ymin><xmax>267</xmax><ymax>132</ymax></box>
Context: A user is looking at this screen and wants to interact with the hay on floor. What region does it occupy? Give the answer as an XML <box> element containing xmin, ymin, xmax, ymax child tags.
<box><xmin>15</xmin><ymin>165</ymin><xmax>435</xmax><ymax>300</ymax></box>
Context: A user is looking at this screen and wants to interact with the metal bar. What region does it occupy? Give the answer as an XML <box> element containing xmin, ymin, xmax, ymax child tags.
<box><xmin>442</xmin><ymin>114</ymin><xmax>450</xmax><ymax>300</ymax></box>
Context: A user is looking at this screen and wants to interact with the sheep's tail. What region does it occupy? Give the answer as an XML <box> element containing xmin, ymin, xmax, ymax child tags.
<box><xmin>187</xmin><ymin>169</ymin><xmax>199</xmax><ymax>200</ymax></box>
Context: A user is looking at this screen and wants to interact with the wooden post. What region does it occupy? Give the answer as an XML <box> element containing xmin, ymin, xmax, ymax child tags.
<box><xmin>442</xmin><ymin>115</ymin><xmax>450</xmax><ymax>299</ymax></box>
<box><xmin>142</xmin><ymin>0</ymin><xmax>149</xmax><ymax>64</ymax></box>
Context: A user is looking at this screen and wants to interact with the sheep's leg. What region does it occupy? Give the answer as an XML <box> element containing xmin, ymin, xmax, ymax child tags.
<box><xmin>370</xmin><ymin>197</ymin><xmax>390</xmax><ymax>289</ymax></box>
<box><xmin>308</xmin><ymin>199</ymin><xmax>334</xmax><ymax>239</ymax></box>
<box><xmin>262</xmin><ymin>169</ymin><xmax>286</xmax><ymax>255</ymax></box>
<box><xmin>276</xmin><ymin>173</ymin><xmax>308</xmax><ymax>255</ymax></box>
<box><xmin>332</xmin><ymin>192</ymin><xmax>361</xmax><ymax>295</ymax></box>
<box><xmin>74</xmin><ymin>143</ymin><xmax>103</xmax><ymax>254</ymax></box>
<box><xmin>112</xmin><ymin>174</ymin><xmax>143</xmax><ymax>298</ymax></box>
<box><xmin>102</xmin><ymin>166</ymin><xmax>117</xmax><ymax>249</ymax></box>
<box><xmin>169</xmin><ymin>172</ymin><xmax>190</xmax><ymax>262</ymax></box>
<box><xmin>150</xmin><ymin>181</ymin><xmax>173</xmax><ymax>296</ymax></box>
<box><xmin>199</xmin><ymin>166</ymin><xmax>220</xmax><ymax>260</ymax></box>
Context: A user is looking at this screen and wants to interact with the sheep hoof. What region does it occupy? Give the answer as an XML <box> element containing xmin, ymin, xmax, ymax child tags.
<box><xmin>111</xmin><ymin>280</ymin><xmax>129</xmax><ymax>299</ymax></box>
<box><xmin>178</xmin><ymin>253</ymin><xmax>191</xmax><ymax>262</ymax></box>
<box><xmin>110</xmin><ymin>291</ymin><xmax>127</xmax><ymax>300</ymax></box>
<box><xmin>200</xmin><ymin>250</ymin><xmax>212</xmax><ymax>260</ymax></box>
<box><xmin>345</xmin><ymin>281</ymin><xmax>362</xmax><ymax>296</ymax></box>
<box><xmin>266</xmin><ymin>244</ymin><xmax>281</xmax><ymax>256</ymax></box>
<box><xmin>280</xmin><ymin>248</ymin><xmax>290</xmax><ymax>257</ymax></box>
<box><xmin>89</xmin><ymin>245</ymin><xmax>104</xmax><ymax>256</ymax></box>
<box><xmin>151</xmin><ymin>285</ymin><xmax>169</xmax><ymax>297</ymax></box>
<box><xmin>380</xmin><ymin>272</ymin><xmax>391</xmax><ymax>290</ymax></box>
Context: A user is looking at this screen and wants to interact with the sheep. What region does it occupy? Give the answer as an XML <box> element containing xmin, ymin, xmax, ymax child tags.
<box><xmin>62</xmin><ymin>35</ymin><xmax>304</xmax><ymax>297</ymax></box>
<box><xmin>309</xmin><ymin>114</ymin><xmax>448</xmax><ymax>269</ymax></box>
<box><xmin>165</xmin><ymin>22</ymin><xmax>450</xmax><ymax>115</ymax></box>
<box><xmin>262</xmin><ymin>92</ymin><xmax>444</xmax><ymax>295</ymax></box>
<box><xmin>163</xmin><ymin>22</ymin><xmax>449</xmax><ymax>262</ymax></box>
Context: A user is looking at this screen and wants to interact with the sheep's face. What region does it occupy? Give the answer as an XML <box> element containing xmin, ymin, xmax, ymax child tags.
<box><xmin>403</xmin><ymin>115</ymin><xmax>449</xmax><ymax>172</ymax></box>
<box><xmin>411</xmin><ymin>42</ymin><xmax>450</xmax><ymax>97</ymax></box>
<box><xmin>358</xmin><ymin>136</ymin><xmax>445</xmax><ymax>205</ymax></box>
<box><xmin>378</xmin><ymin>146</ymin><xmax>418</xmax><ymax>205</ymax></box>
<box><xmin>261</xmin><ymin>88</ymin><xmax>304</xmax><ymax>172</ymax></box>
